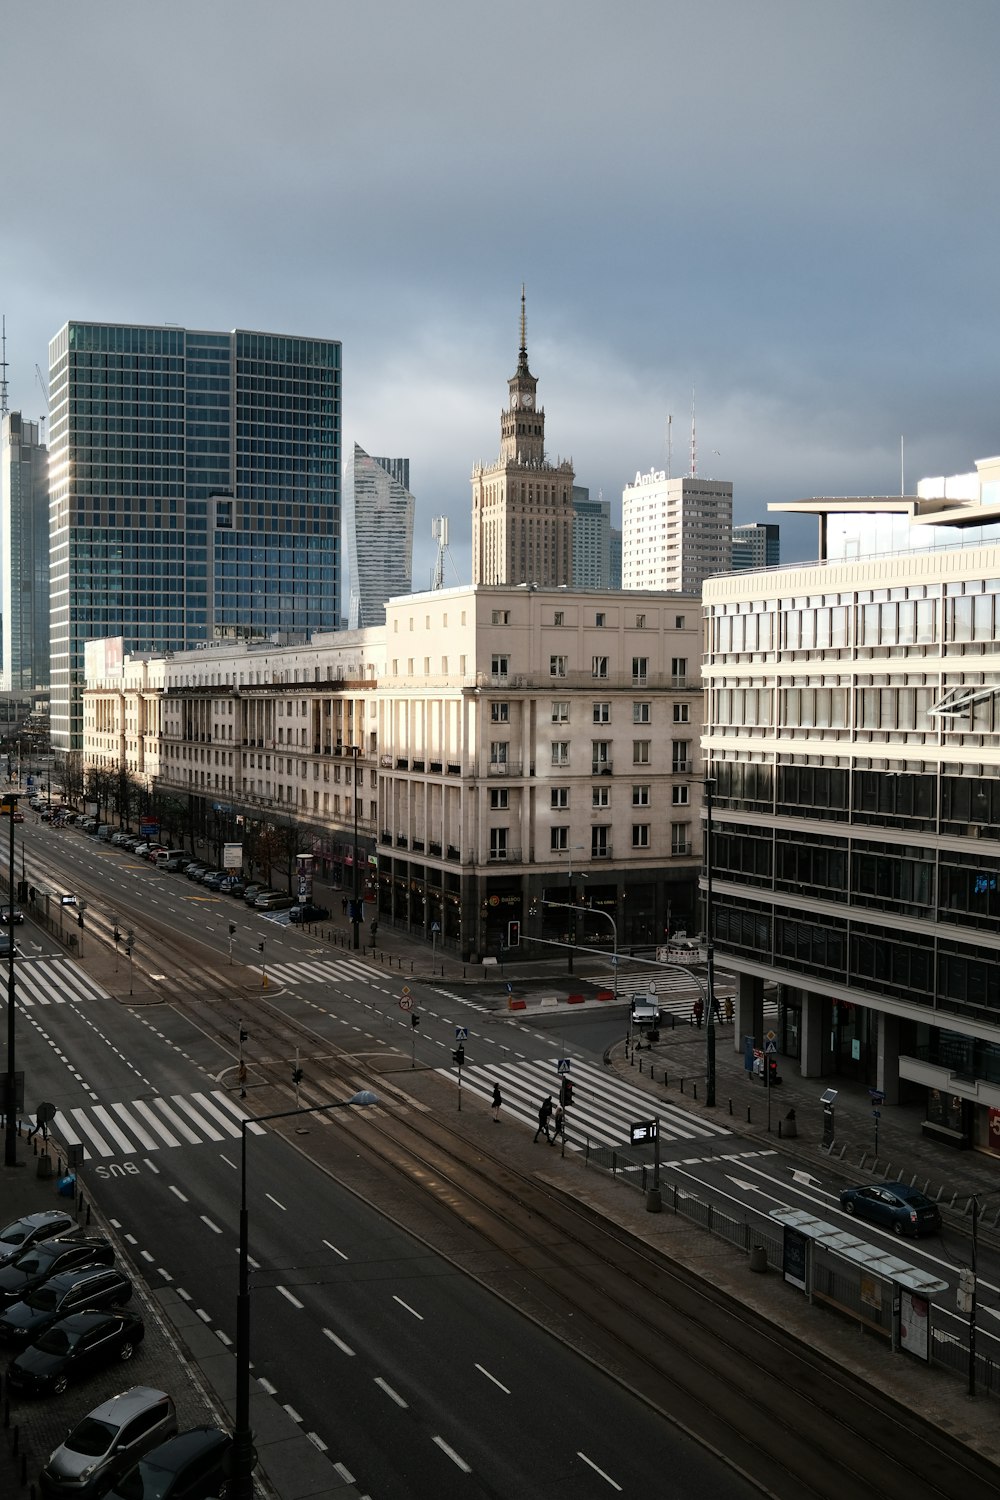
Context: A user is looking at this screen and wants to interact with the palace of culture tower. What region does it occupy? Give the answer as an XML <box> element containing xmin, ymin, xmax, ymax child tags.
<box><xmin>471</xmin><ymin>292</ymin><xmax>574</xmax><ymax>586</ymax></box>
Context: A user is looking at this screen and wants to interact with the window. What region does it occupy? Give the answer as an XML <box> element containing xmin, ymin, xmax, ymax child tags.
<box><xmin>633</xmin><ymin>740</ymin><xmax>651</xmax><ymax>764</ymax></box>
<box><xmin>551</xmin><ymin>701</ymin><xmax>569</xmax><ymax>723</ymax></box>
<box><xmin>490</xmin><ymin>741</ymin><xmax>508</xmax><ymax>766</ymax></box>
<box><xmin>592</xmin><ymin>785</ymin><xmax>610</xmax><ymax>808</ymax></box>
<box><xmin>550</xmin><ymin>655</ymin><xmax>568</xmax><ymax>677</ymax></box>
<box><xmin>672</xmin><ymin>785</ymin><xmax>690</xmax><ymax>805</ymax></box>
<box><xmin>491</xmin><ymin>654</ymin><xmax>509</xmax><ymax>680</ymax></box>
<box><xmin>551</xmin><ymin>787</ymin><xmax>569</xmax><ymax>809</ymax></box>
<box><xmin>632</xmin><ymin>824</ymin><xmax>650</xmax><ymax>849</ymax></box>
<box><xmin>632</xmin><ymin>656</ymin><xmax>648</xmax><ymax>684</ymax></box>
<box><xmin>675</xmin><ymin>615</ymin><xmax>685</xmax><ymax>629</ymax></box>
<box><xmin>632</xmin><ymin>785</ymin><xmax>650</xmax><ymax>806</ymax></box>
<box><xmin>671</xmin><ymin>657</ymin><xmax>688</xmax><ymax>680</ymax></box>
<box><xmin>672</xmin><ymin>740</ymin><xmax>690</xmax><ymax>772</ymax></box>
<box><xmin>489</xmin><ymin>828</ymin><xmax>508</xmax><ymax>860</ymax></box>
<box><xmin>633</xmin><ymin>702</ymin><xmax>650</xmax><ymax>724</ymax></box>
<box><xmin>551</xmin><ymin>826</ymin><xmax>570</xmax><ymax>852</ymax></box>
<box><xmin>552</xmin><ymin>741</ymin><xmax>570</xmax><ymax>766</ymax></box>
<box><xmin>593</xmin><ymin>702</ymin><xmax>610</xmax><ymax>724</ymax></box>
<box><xmin>595</xmin><ymin>612</ymin><xmax>606</xmax><ymax>627</ymax></box>
<box><xmin>491</xmin><ymin>702</ymin><xmax>510</xmax><ymax>723</ymax></box>
<box><xmin>490</xmin><ymin>789</ymin><xmax>509</xmax><ymax>810</ymax></box>
<box><xmin>592</xmin><ymin>826</ymin><xmax>610</xmax><ymax>857</ymax></box>
<box><xmin>592</xmin><ymin>740</ymin><xmax>611</xmax><ymax>769</ymax></box>
<box><xmin>592</xmin><ymin>655</ymin><xmax>609</xmax><ymax>678</ymax></box>
<box><xmin>635</xmin><ymin>613</ymin><xmax>646</xmax><ymax>628</ymax></box>
<box><xmin>671</xmin><ymin>821</ymin><xmax>691</xmax><ymax>855</ymax></box>
<box><xmin>673</xmin><ymin>703</ymin><xmax>690</xmax><ymax>724</ymax></box>
<box><xmin>553</xmin><ymin>610</ymin><xmax>565</xmax><ymax>626</ymax></box>
<box><xmin>492</xmin><ymin>609</ymin><xmax>510</xmax><ymax>625</ymax></box>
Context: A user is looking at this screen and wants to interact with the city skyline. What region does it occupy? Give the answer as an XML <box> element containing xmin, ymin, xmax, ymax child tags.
<box><xmin>2</xmin><ymin>2</ymin><xmax>999</xmax><ymax>590</ymax></box>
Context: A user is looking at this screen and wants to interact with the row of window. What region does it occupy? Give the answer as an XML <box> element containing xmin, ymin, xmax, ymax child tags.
<box><xmin>485</xmin><ymin>823</ymin><xmax>692</xmax><ymax>859</ymax></box>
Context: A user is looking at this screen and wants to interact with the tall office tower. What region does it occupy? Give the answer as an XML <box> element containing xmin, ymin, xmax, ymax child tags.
<box><xmin>572</xmin><ymin>487</ymin><xmax>612</xmax><ymax>588</ymax></box>
<box><xmin>621</xmin><ymin>468</ymin><xmax>733</xmax><ymax>593</ymax></box>
<box><xmin>732</xmin><ymin>521</ymin><xmax>780</xmax><ymax>571</ymax></box>
<box><xmin>609</xmin><ymin>527</ymin><xmax>622</xmax><ymax>589</ymax></box>
<box><xmin>472</xmin><ymin>291</ymin><xmax>574</xmax><ymax>586</ymax></box>
<box><xmin>48</xmin><ymin>322</ymin><xmax>341</xmax><ymax>751</ymax></box>
<box><xmin>1</xmin><ymin>413</ymin><xmax>49</xmax><ymax>692</ymax></box>
<box><xmin>345</xmin><ymin>444</ymin><xmax>415</xmax><ymax>628</ymax></box>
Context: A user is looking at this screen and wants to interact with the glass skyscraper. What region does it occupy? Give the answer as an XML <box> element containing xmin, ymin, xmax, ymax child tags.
<box><xmin>345</xmin><ymin>444</ymin><xmax>414</xmax><ymax>628</ymax></box>
<box><xmin>48</xmin><ymin>323</ymin><xmax>341</xmax><ymax>751</ymax></box>
<box><xmin>1</xmin><ymin>413</ymin><xmax>49</xmax><ymax>692</ymax></box>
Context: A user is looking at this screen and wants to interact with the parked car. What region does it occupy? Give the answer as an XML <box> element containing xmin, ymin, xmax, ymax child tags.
<box><xmin>0</xmin><ymin>905</ymin><xmax>25</xmax><ymax>924</ymax></box>
<box><xmin>0</xmin><ymin>1212</ymin><xmax>76</xmax><ymax>1269</ymax></box>
<box><xmin>6</xmin><ymin>1309</ymin><xmax>145</xmax><ymax>1396</ymax></box>
<box><xmin>288</xmin><ymin>903</ymin><xmax>330</xmax><ymax>924</ymax></box>
<box><xmin>218</xmin><ymin>876</ymin><xmax>243</xmax><ymax>895</ymax></box>
<box><xmin>185</xmin><ymin>863</ymin><xmax>209</xmax><ymax>880</ymax></box>
<box><xmin>133</xmin><ymin>843</ymin><xmax>150</xmax><ymax>857</ymax></box>
<box><xmin>839</xmin><ymin>1181</ymin><xmax>942</xmax><ymax>1237</ymax></box>
<box><xmin>255</xmin><ymin>892</ymin><xmax>294</xmax><ymax>911</ymax></box>
<box><xmin>200</xmin><ymin>871</ymin><xmax>228</xmax><ymax>889</ymax></box>
<box><xmin>0</xmin><ymin>934</ymin><xmax>13</xmax><ymax>958</ymax></box>
<box><xmin>161</xmin><ymin>857</ymin><xmax>187</xmax><ymax>872</ymax></box>
<box><xmin>225</xmin><ymin>880</ymin><xmax>246</xmax><ymax>898</ymax></box>
<box><xmin>0</xmin><ymin>1264</ymin><xmax>133</xmax><ymax>1344</ymax></box>
<box><xmin>105</xmin><ymin>1426</ymin><xmax>234</xmax><ymax>1500</ymax></box>
<box><xmin>0</xmin><ymin>1236</ymin><xmax>113</xmax><ymax>1309</ymax></box>
<box><xmin>39</xmin><ymin>1386</ymin><xmax>177</xmax><ymax>1499</ymax></box>
<box><xmin>243</xmin><ymin>885</ymin><xmax>269</xmax><ymax>905</ymax></box>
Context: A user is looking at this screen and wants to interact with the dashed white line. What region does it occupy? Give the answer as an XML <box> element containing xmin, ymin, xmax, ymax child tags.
<box><xmin>322</xmin><ymin>1239</ymin><xmax>348</xmax><ymax>1260</ymax></box>
<box><xmin>433</xmin><ymin>1435</ymin><xmax>471</xmax><ymax>1472</ymax></box>
<box><xmin>283</xmin><ymin>1404</ymin><xmax>303</xmax><ymax>1423</ymax></box>
<box><xmin>306</xmin><ymin>1432</ymin><xmax>328</xmax><ymax>1452</ymax></box>
<box><xmin>374</xmin><ymin>1376</ymin><xmax>408</xmax><ymax>1408</ymax></box>
<box><xmin>578</xmin><ymin>1452</ymin><xmax>622</xmax><ymax>1490</ymax></box>
<box><xmin>323</xmin><ymin>1328</ymin><xmax>355</xmax><ymax>1356</ymax></box>
<box><xmin>177</xmin><ymin>1288</ymin><xmax>192</xmax><ymax>1302</ymax></box>
<box><xmin>196</xmin><ymin>1308</ymin><xmax>212</xmax><ymax>1324</ymax></box>
<box><xmin>333</xmin><ymin>1462</ymin><xmax>355</xmax><ymax>1484</ymax></box>
<box><xmin>140</xmin><ymin>1250</ymin><xmax>154</xmax><ymax>1263</ymax></box>
<box><xmin>216</xmin><ymin>1331</ymin><xmax>233</xmax><ymax>1346</ymax></box>
<box><xmin>475</xmin><ymin>1363</ymin><xmax>510</xmax><ymax>1393</ymax></box>
<box><xmin>257</xmin><ymin>1377</ymin><xmax>277</xmax><ymax>1395</ymax></box>
<box><xmin>265</xmin><ymin>1193</ymin><xmax>286</xmax><ymax>1211</ymax></box>
<box><xmin>200</xmin><ymin>1216</ymin><xmax>223</xmax><ymax>1235</ymax></box>
<box><xmin>393</xmin><ymin>1295</ymin><xmax>423</xmax><ymax>1321</ymax></box>
<box><xmin>169</xmin><ymin>1185</ymin><xmax>189</xmax><ymax>1203</ymax></box>
<box><xmin>276</xmin><ymin>1285</ymin><xmax>304</xmax><ymax>1309</ymax></box>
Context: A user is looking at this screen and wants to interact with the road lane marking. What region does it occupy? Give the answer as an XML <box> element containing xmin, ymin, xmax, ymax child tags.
<box><xmin>169</xmin><ymin>1185</ymin><xmax>189</xmax><ymax>1202</ymax></box>
<box><xmin>433</xmin><ymin>1436</ymin><xmax>471</xmax><ymax>1472</ymax></box>
<box><xmin>266</xmin><ymin>1193</ymin><xmax>286</xmax><ymax>1210</ymax></box>
<box><xmin>375</xmin><ymin>1377</ymin><xmax>408</xmax><ymax>1408</ymax></box>
<box><xmin>393</xmin><ymin>1295</ymin><xmax>423</xmax><ymax>1320</ymax></box>
<box><xmin>322</xmin><ymin>1239</ymin><xmax>348</xmax><ymax>1260</ymax></box>
<box><xmin>475</xmin><ymin>1364</ymin><xmax>510</xmax><ymax>1393</ymax></box>
<box><xmin>257</xmin><ymin>1377</ymin><xmax>277</xmax><ymax>1394</ymax></box>
<box><xmin>307</xmin><ymin>1432</ymin><xmax>328</xmax><ymax>1451</ymax></box>
<box><xmin>323</xmin><ymin>1328</ymin><xmax>355</xmax><ymax>1355</ymax></box>
<box><xmin>200</xmin><ymin>1216</ymin><xmax>223</xmax><ymax>1235</ymax></box>
<box><xmin>578</xmin><ymin>1453</ymin><xmax>622</xmax><ymax>1490</ymax></box>
<box><xmin>277</xmin><ymin>1285</ymin><xmax>303</xmax><ymax>1308</ymax></box>
<box><xmin>283</xmin><ymin>1405</ymin><xmax>303</xmax><ymax>1422</ymax></box>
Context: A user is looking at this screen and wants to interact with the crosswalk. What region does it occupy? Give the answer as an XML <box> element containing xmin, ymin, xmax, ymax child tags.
<box><xmin>437</xmin><ymin>1056</ymin><xmax>732</xmax><ymax>1148</ymax></box>
<box><xmin>10</xmin><ymin>957</ymin><xmax>109</xmax><ymax>1009</ymax></box>
<box><xmin>262</xmin><ymin>957</ymin><xmax>379</xmax><ymax>988</ymax></box>
<box><xmin>37</xmin><ymin>1089</ymin><xmax>267</xmax><ymax>1161</ymax></box>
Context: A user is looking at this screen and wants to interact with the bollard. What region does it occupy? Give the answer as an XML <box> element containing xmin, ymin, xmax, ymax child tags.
<box><xmin>638</xmin><ymin>1058</ymin><xmax>643</xmax><ymax>1075</ymax></box>
<box><xmin>679</xmin><ymin>1077</ymin><xmax>684</xmax><ymax>1093</ymax></box>
<box><xmin>728</xmin><ymin>1098</ymin><xmax>733</xmax><ymax>1115</ymax></box>
<box><xmin>693</xmin><ymin>1083</ymin><xmax>698</xmax><ymax>1101</ymax></box>
<box><xmin>746</xmin><ymin>1106</ymin><xmax>751</xmax><ymax>1123</ymax></box>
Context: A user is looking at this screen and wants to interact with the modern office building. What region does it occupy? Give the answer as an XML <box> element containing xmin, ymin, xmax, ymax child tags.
<box><xmin>1</xmin><ymin>412</ymin><xmax>49</xmax><ymax>692</ymax></box>
<box><xmin>47</xmin><ymin>322</ymin><xmax>341</xmax><ymax>752</ymax></box>
<box><xmin>345</xmin><ymin>445</ymin><xmax>415</xmax><ymax>628</ymax></box>
<box><xmin>622</xmin><ymin>469</ymin><xmax>733</xmax><ymax>594</ymax></box>
<box><xmin>472</xmin><ymin>292</ymin><xmax>574</xmax><ymax>587</ymax></box>
<box><xmin>731</xmin><ymin>521</ymin><xmax>780</xmax><ymax>571</ymax></box>
<box><xmin>572</xmin><ymin>489</ymin><xmax>612</xmax><ymax>589</ymax></box>
<box><xmin>609</xmin><ymin>527</ymin><xmax>622</xmax><ymax>589</ymax></box>
<box><xmin>702</xmin><ymin>453</ymin><xmax>1000</xmax><ymax>1149</ymax></box>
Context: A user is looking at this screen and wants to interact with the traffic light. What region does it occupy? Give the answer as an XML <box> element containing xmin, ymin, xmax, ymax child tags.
<box><xmin>560</xmin><ymin>1077</ymin><xmax>574</xmax><ymax>1108</ymax></box>
<box><xmin>258</xmin><ymin>941</ymin><xmax>265</xmax><ymax>954</ymax></box>
<box><xmin>239</xmin><ymin>1027</ymin><xmax>249</xmax><ymax>1043</ymax></box>
<box><xmin>292</xmin><ymin>1066</ymin><xmax>303</xmax><ymax>1085</ymax></box>
<box><xmin>452</xmin><ymin>1043</ymin><xmax>465</xmax><ymax>1066</ymax></box>
<box><xmin>229</xmin><ymin>922</ymin><xmax>237</xmax><ymax>937</ymax></box>
<box><xmin>411</xmin><ymin>1012</ymin><xmax>420</xmax><ymax>1028</ymax></box>
<box><xmin>507</xmin><ymin>920</ymin><xmax>520</xmax><ymax>948</ymax></box>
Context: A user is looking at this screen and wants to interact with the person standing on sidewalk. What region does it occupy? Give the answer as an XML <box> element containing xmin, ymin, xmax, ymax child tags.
<box><xmin>492</xmin><ymin>1083</ymin><xmax>503</xmax><ymax>1122</ymax></box>
<box><xmin>533</xmin><ymin>1095</ymin><xmax>553</xmax><ymax>1143</ymax></box>
<box><xmin>692</xmin><ymin>997</ymin><xmax>704</xmax><ymax>1028</ymax></box>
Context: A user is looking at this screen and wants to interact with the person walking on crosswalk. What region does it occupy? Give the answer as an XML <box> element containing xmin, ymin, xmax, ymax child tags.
<box><xmin>491</xmin><ymin>1083</ymin><xmax>503</xmax><ymax>1123</ymax></box>
<box><xmin>533</xmin><ymin>1095</ymin><xmax>554</xmax><ymax>1143</ymax></box>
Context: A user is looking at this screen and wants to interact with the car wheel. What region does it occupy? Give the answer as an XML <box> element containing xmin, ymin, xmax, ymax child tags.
<box><xmin>52</xmin><ymin>1374</ymin><xmax>68</xmax><ymax>1394</ymax></box>
<box><xmin>119</xmin><ymin>1341</ymin><xmax>134</xmax><ymax>1361</ymax></box>
<box><xmin>893</xmin><ymin>1221</ymin><xmax>904</xmax><ymax>1236</ymax></box>
<box><xmin>844</xmin><ymin>1199</ymin><xmax>855</xmax><ymax>1214</ymax></box>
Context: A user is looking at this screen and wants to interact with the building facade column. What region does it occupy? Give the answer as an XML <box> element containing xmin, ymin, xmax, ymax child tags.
<box><xmin>800</xmin><ymin>991</ymin><xmax>825</xmax><ymax>1078</ymax></box>
<box><xmin>877</xmin><ymin>1010</ymin><xmax>900</xmax><ymax>1104</ymax></box>
<box><xmin>734</xmin><ymin>972</ymin><xmax>763</xmax><ymax>1054</ymax></box>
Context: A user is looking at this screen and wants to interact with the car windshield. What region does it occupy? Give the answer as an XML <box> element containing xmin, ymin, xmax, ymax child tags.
<box><xmin>65</xmin><ymin>1417</ymin><xmax>117</xmax><ymax>1457</ymax></box>
<box><xmin>0</xmin><ymin>1221</ymin><xmax>27</xmax><ymax>1246</ymax></box>
<box><xmin>12</xmin><ymin>1249</ymin><xmax>44</xmax><ymax>1272</ymax></box>
<box><xmin>26</xmin><ymin>1285</ymin><xmax>59</xmax><ymax>1309</ymax></box>
<box><xmin>36</xmin><ymin>1326</ymin><xmax>75</xmax><ymax>1354</ymax></box>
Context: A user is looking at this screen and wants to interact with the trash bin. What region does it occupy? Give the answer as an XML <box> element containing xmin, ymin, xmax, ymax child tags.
<box><xmin>57</xmin><ymin>1174</ymin><xmax>76</xmax><ymax>1198</ymax></box>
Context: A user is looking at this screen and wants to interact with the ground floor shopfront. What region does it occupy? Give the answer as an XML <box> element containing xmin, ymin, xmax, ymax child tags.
<box><xmin>731</xmin><ymin>970</ymin><xmax>1000</xmax><ymax>1155</ymax></box>
<box><xmin>375</xmin><ymin>851</ymin><xmax>698</xmax><ymax>962</ymax></box>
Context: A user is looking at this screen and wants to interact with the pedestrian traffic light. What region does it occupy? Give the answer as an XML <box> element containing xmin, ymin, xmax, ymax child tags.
<box><xmin>452</xmin><ymin>1043</ymin><xmax>465</xmax><ymax>1066</ymax></box>
<box><xmin>560</xmin><ymin>1077</ymin><xmax>574</xmax><ymax>1108</ymax></box>
<box><xmin>239</xmin><ymin>1027</ymin><xmax>249</xmax><ymax>1043</ymax></box>
<box><xmin>411</xmin><ymin>1012</ymin><xmax>420</xmax><ymax>1028</ymax></box>
<box><xmin>507</xmin><ymin>920</ymin><xmax>520</xmax><ymax>948</ymax></box>
<box><xmin>229</xmin><ymin>922</ymin><xmax>237</xmax><ymax>937</ymax></box>
<box><xmin>292</xmin><ymin>1066</ymin><xmax>303</xmax><ymax>1085</ymax></box>
<box><xmin>258</xmin><ymin>941</ymin><xmax>265</xmax><ymax>953</ymax></box>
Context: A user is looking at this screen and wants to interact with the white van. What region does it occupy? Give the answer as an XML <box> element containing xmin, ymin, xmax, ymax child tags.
<box><xmin>155</xmin><ymin>848</ymin><xmax>187</xmax><ymax>868</ymax></box>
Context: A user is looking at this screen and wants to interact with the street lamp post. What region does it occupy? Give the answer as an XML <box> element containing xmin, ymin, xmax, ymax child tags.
<box><xmin>232</xmin><ymin>1090</ymin><xmax>379</xmax><ymax>1500</ymax></box>
<box><xmin>540</xmin><ymin>898</ymin><xmax>618</xmax><ymax>995</ymax></box>
<box><xmin>703</xmin><ymin>777</ymin><xmax>717</xmax><ymax>1109</ymax></box>
<box><xmin>553</xmin><ymin>844</ymin><xmax>585</xmax><ymax>975</ymax></box>
<box><xmin>339</xmin><ymin>743</ymin><xmax>362</xmax><ymax>952</ymax></box>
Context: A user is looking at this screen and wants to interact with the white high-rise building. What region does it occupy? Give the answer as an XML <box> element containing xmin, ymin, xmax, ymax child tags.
<box><xmin>622</xmin><ymin>470</ymin><xmax>732</xmax><ymax>593</ymax></box>
<box><xmin>346</xmin><ymin>445</ymin><xmax>415</xmax><ymax>628</ymax></box>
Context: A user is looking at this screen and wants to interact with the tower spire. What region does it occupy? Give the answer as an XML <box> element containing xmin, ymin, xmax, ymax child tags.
<box><xmin>0</xmin><ymin>316</ymin><xmax>8</xmax><ymax>417</ymax></box>
<box><xmin>517</xmin><ymin>284</ymin><xmax>529</xmax><ymax>375</ymax></box>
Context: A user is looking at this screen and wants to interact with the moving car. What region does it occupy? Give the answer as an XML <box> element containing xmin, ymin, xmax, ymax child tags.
<box><xmin>0</xmin><ymin>1212</ymin><xmax>76</xmax><ymax>1269</ymax></box>
<box><xmin>839</xmin><ymin>1181</ymin><xmax>942</xmax><ymax>1237</ymax></box>
<box><xmin>40</xmin><ymin>1386</ymin><xmax>177</xmax><ymax>1498</ymax></box>
<box><xmin>0</xmin><ymin>905</ymin><xmax>26</xmax><ymax>924</ymax></box>
<box><xmin>6</xmin><ymin>1309</ymin><xmax>145</xmax><ymax>1395</ymax></box>
<box><xmin>105</xmin><ymin>1426</ymin><xmax>234</xmax><ymax>1500</ymax></box>
<box><xmin>0</xmin><ymin>1235</ymin><xmax>113</xmax><ymax>1308</ymax></box>
<box><xmin>0</xmin><ymin>1264</ymin><xmax>133</xmax><ymax>1344</ymax></box>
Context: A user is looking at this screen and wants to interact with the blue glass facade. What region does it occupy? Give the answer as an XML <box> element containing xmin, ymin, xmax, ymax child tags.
<box><xmin>48</xmin><ymin>323</ymin><xmax>341</xmax><ymax>750</ymax></box>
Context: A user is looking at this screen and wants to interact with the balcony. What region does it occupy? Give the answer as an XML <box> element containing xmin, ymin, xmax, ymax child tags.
<box><xmin>380</xmin><ymin>829</ymin><xmax>392</xmax><ymax>845</ymax></box>
<box><xmin>447</xmin><ymin>763</ymin><xmax>461</xmax><ymax>776</ymax></box>
<box><xmin>488</xmin><ymin>760</ymin><xmax>523</xmax><ymax>777</ymax></box>
<box><xmin>380</xmin><ymin>755</ymin><xmax>394</xmax><ymax>769</ymax></box>
<box><xmin>411</xmin><ymin>838</ymin><xmax>425</xmax><ymax>852</ymax></box>
<box><xmin>429</xmin><ymin>841</ymin><xmax>442</xmax><ymax>857</ymax></box>
<box><xmin>671</xmin><ymin>760</ymin><xmax>692</xmax><ymax>773</ymax></box>
<box><xmin>447</xmin><ymin>845</ymin><xmax>461</xmax><ymax>861</ymax></box>
<box><xmin>488</xmin><ymin>847</ymin><xmax>522</xmax><ymax>862</ymax></box>
<box><xmin>395</xmin><ymin>834</ymin><xmax>408</xmax><ymax>848</ymax></box>
<box><xmin>430</xmin><ymin>761</ymin><xmax>443</xmax><ymax>774</ymax></box>
<box><xmin>411</xmin><ymin>759</ymin><xmax>425</xmax><ymax>772</ymax></box>
<box><xmin>592</xmin><ymin>762</ymin><xmax>613</xmax><ymax>776</ymax></box>
<box><xmin>671</xmin><ymin>841</ymin><xmax>693</xmax><ymax>857</ymax></box>
<box><xmin>396</xmin><ymin>758</ymin><xmax>409</xmax><ymax>770</ymax></box>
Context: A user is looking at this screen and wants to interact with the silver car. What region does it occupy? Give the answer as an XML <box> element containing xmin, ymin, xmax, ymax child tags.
<box><xmin>40</xmin><ymin>1385</ymin><xmax>177</xmax><ymax>1498</ymax></box>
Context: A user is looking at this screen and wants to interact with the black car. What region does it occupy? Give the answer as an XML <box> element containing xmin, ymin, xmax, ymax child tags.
<box><xmin>0</xmin><ymin>1264</ymin><xmax>132</xmax><ymax>1344</ymax></box>
<box><xmin>0</xmin><ymin>1236</ymin><xmax>113</xmax><ymax>1308</ymax></box>
<box><xmin>839</xmin><ymin>1181</ymin><xmax>942</xmax><ymax>1237</ymax></box>
<box><xmin>0</xmin><ymin>1211</ymin><xmax>77</xmax><ymax>1269</ymax></box>
<box><xmin>288</xmin><ymin>903</ymin><xmax>330</xmax><ymax>924</ymax></box>
<box><xmin>7</xmin><ymin>1309</ymin><xmax>145</xmax><ymax>1395</ymax></box>
<box><xmin>0</xmin><ymin>905</ymin><xmax>25</xmax><ymax>924</ymax></box>
<box><xmin>106</xmin><ymin>1426</ymin><xmax>234</xmax><ymax>1500</ymax></box>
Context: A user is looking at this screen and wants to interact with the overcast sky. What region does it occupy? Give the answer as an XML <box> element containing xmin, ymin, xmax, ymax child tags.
<box><xmin>3</xmin><ymin>0</ymin><xmax>998</xmax><ymax>591</ymax></box>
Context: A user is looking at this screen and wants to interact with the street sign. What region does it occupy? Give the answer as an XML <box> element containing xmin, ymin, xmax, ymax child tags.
<box><xmin>647</xmin><ymin>980</ymin><xmax>657</xmax><ymax>995</ymax></box>
<box><xmin>455</xmin><ymin>1026</ymin><xmax>469</xmax><ymax>1040</ymax></box>
<box><xmin>431</xmin><ymin>922</ymin><xmax>440</xmax><ymax>933</ymax></box>
<box><xmin>399</xmin><ymin>995</ymin><xmax>413</xmax><ymax>1012</ymax></box>
<box><xmin>764</xmin><ymin>1039</ymin><xmax>777</xmax><ymax>1054</ymax></box>
<box><xmin>401</xmin><ymin>985</ymin><xmax>411</xmax><ymax>996</ymax></box>
<box><xmin>630</xmin><ymin>1119</ymin><xmax>659</xmax><ymax>1145</ymax></box>
<box><xmin>557</xmin><ymin>1058</ymin><xmax>571</xmax><ymax>1075</ymax></box>
<box><xmin>869</xmin><ymin>1088</ymin><xmax>885</xmax><ymax>1105</ymax></box>
<box><xmin>610</xmin><ymin>954</ymin><xmax>618</xmax><ymax>966</ymax></box>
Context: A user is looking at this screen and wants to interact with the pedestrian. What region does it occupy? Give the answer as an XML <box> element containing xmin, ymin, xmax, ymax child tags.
<box><xmin>724</xmin><ymin>995</ymin><xmax>734</xmax><ymax>1025</ymax></box>
<box><xmin>692</xmin><ymin>997</ymin><xmax>704</xmax><ymax>1028</ymax></box>
<box><xmin>341</xmin><ymin>895</ymin><xmax>347</xmax><ymax>915</ymax></box>
<box><xmin>551</xmin><ymin>1103</ymin><xmax>565</xmax><ymax>1146</ymax></box>
<box><xmin>711</xmin><ymin>994</ymin><xmax>722</xmax><ymax>1022</ymax></box>
<box><xmin>491</xmin><ymin>1082</ymin><xmax>503</xmax><ymax>1122</ymax></box>
<box><xmin>533</xmin><ymin>1095</ymin><xmax>554</xmax><ymax>1143</ymax></box>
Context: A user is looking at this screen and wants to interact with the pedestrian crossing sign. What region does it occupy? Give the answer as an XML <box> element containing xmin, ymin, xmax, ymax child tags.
<box><xmin>557</xmin><ymin>1058</ymin><xmax>571</xmax><ymax>1074</ymax></box>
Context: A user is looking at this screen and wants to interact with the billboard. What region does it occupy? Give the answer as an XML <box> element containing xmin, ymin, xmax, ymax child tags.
<box><xmin>223</xmin><ymin>843</ymin><xmax>243</xmax><ymax>870</ymax></box>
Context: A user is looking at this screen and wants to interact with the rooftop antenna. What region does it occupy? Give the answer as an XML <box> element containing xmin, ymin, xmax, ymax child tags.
<box><xmin>900</xmin><ymin>435</ymin><xmax>905</xmax><ymax>496</ymax></box>
<box><xmin>689</xmin><ymin>386</ymin><xmax>697</xmax><ymax>478</ymax></box>
<box><xmin>517</xmin><ymin>284</ymin><xmax>529</xmax><ymax>374</ymax></box>
<box><xmin>0</xmin><ymin>316</ymin><xmax>8</xmax><ymax>417</ymax></box>
<box><xmin>666</xmin><ymin>413</ymin><xmax>673</xmax><ymax>480</ymax></box>
<box><xmin>431</xmin><ymin>515</ymin><xmax>450</xmax><ymax>591</ymax></box>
